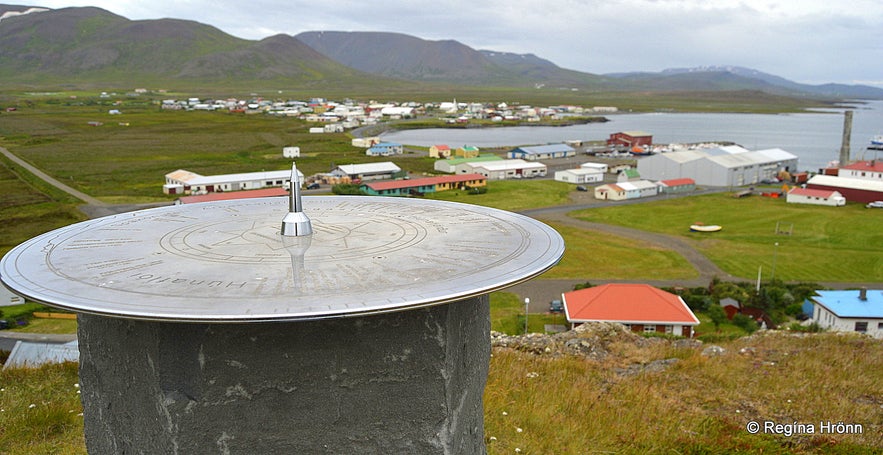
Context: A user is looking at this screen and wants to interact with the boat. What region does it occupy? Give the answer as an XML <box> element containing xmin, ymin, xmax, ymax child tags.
<box><xmin>870</xmin><ymin>135</ymin><xmax>883</xmax><ymax>151</ymax></box>
<box><xmin>690</xmin><ymin>224</ymin><xmax>722</xmax><ymax>232</ymax></box>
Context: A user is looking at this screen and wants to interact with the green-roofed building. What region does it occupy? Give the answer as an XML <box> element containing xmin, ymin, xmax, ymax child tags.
<box><xmin>434</xmin><ymin>154</ymin><xmax>504</xmax><ymax>173</ymax></box>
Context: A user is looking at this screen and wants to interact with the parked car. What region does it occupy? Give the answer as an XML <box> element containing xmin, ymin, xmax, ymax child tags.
<box><xmin>0</xmin><ymin>320</ymin><xmax>9</xmax><ymax>330</ymax></box>
<box><xmin>575</xmin><ymin>185</ymin><xmax>588</xmax><ymax>192</ymax></box>
<box><xmin>549</xmin><ymin>299</ymin><xmax>564</xmax><ymax>313</ymax></box>
<box><xmin>866</xmin><ymin>201</ymin><xmax>883</xmax><ymax>208</ymax></box>
<box><xmin>306</xmin><ymin>182</ymin><xmax>320</xmax><ymax>190</ymax></box>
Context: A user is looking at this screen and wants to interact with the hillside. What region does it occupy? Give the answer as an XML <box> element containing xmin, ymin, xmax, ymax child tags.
<box><xmin>0</xmin><ymin>5</ymin><xmax>879</xmax><ymax>101</ymax></box>
<box><xmin>607</xmin><ymin>66</ymin><xmax>883</xmax><ymax>99</ymax></box>
<box><xmin>295</xmin><ymin>30</ymin><xmax>610</xmax><ymax>88</ymax></box>
<box><xmin>0</xmin><ymin>6</ymin><xmax>373</xmax><ymax>89</ymax></box>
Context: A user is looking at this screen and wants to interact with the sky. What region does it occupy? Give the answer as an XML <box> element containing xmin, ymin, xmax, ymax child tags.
<box><xmin>26</xmin><ymin>0</ymin><xmax>883</xmax><ymax>87</ymax></box>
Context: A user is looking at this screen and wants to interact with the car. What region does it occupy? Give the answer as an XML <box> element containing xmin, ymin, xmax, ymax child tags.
<box><xmin>575</xmin><ymin>185</ymin><xmax>588</xmax><ymax>192</ymax></box>
<box><xmin>306</xmin><ymin>182</ymin><xmax>320</xmax><ymax>190</ymax></box>
<box><xmin>549</xmin><ymin>299</ymin><xmax>564</xmax><ymax>313</ymax></box>
<box><xmin>866</xmin><ymin>201</ymin><xmax>883</xmax><ymax>208</ymax></box>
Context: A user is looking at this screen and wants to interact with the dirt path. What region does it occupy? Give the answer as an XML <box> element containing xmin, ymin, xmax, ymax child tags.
<box><xmin>1</xmin><ymin>146</ymin><xmax>107</xmax><ymax>207</ymax></box>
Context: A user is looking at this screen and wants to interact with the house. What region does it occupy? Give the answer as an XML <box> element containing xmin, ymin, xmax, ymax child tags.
<box><xmin>594</xmin><ymin>181</ymin><xmax>658</xmax><ymax>200</ymax></box>
<box><xmin>838</xmin><ymin>160</ymin><xmax>883</xmax><ymax>182</ymax></box>
<box><xmin>805</xmin><ymin>174</ymin><xmax>883</xmax><ymax>204</ymax></box>
<box><xmin>435</xmin><ymin>155</ymin><xmax>503</xmax><ymax>173</ymax></box>
<box><xmin>554</xmin><ymin>168</ymin><xmax>604</xmax><ymax>184</ymax></box>
<box><xmin>163</xmin><ymin>169</ymin><xmax>303</xmax><ymax>195</ymax></box>
<box><xmin>3</xmin><ymin>340</ymin><xmax>79</xmax><ymax>369</ymax></box>
<box><xmin>786</xmin><ymin>187</ymin><xmax>845</xmax><ymax>206</ymax></box>
<box><xmin>331</xmin><ymin>162</ymin><xmax>402</xmax><ymax>182</ymax></box>
<box><xmin>580</xmin><ymin>162</ymin><xmax>608</xmax><ymax>174</ymax></box>
<box><xmin>352</xmin><ymin>137</ymin><xmax>381</xmax><ymax>148</ymax></box>
<box><xmin>366</xmin><ymin>142</ymin><xmax>403</xmax><ymax>156</ymax></box>
<box><xmin>720</xmin><ymin>298</ymin><xmax>741</xmax><ymax>319</ymax></box>
<box><xmin>360</xmin><ymin>174</ymin><xmax>486</xmax><ymax>196</ymax></box>
<box><xmin>810</xmin><ymin>288</ymin><xmax>883</xmax><ymax>339</ymax></box>
<box><xmin>175</xmin><ymin>187</ymin><xmax>289</xmax><ymax>205</ymax></box>
<box><xmin>468</xmin><ymin>159</ymin><xmax>547</xmax><ymax>180</ymax></box>
<box><xmin>617</xmin><ymin>168</ymin><xmax>641</xmax><ymax>182</ymax></box>
<box><xmin>637</xmin><ymin>145</ymin><xmax>799</xmax><ymax>187</ymax></box>
<box><xmin>507</xmin><ymin>144</ymin><xmax>576</xmax><ymax>161</ymax></box>
<box><xmin>1</xmin><ymin>283</ymin><xmax>24</xmax><ymax>306</ymax></box>
<box><xmin>594</xmin><ymin>183</ymin><xmax>626</xmax><ymax>200</ymax></box>
<box><xmin>657</xmin><ymin>178</ymin><xmax>696</xmax><ymax>194</ymax></box>
<box><xmin>607</xmin><ymin>131</ymin><xmax>653</xmax><ymax>148</ymax></box>
<box><xmin>429</xmin><ymin>145</ymin><xmax>452</xmax><ymax>159</ymax></box>
<box><xmin>282</xmin><ymin>147</ymin><xmax>300</xmax><ymax>158</ymax></box>
<box><xmin>455</xmin><ymin>146</ymin><xmax>481</xmax><ymax>158</ymax></box>
<box><xmin>562</xmin><ymin>284</ymin><xmax>699</xmax><ymax>337</ymax></box>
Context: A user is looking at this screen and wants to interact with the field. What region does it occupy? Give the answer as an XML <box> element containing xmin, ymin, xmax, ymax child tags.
<box><xmin>0</xmin><ymin>92</ymin><xmax>881</xmax><ymax>453</ymax></box>
<box><xmin>569</xmin><ymin>193</ymin><xmax>883</xmax><ymax>282</ymax></box>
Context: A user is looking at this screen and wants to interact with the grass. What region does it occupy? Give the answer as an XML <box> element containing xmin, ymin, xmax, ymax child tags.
<box><xmin>2</xmin><ymin>331</ymin><xmax>880</xmax><ymax>454</ymax></box>
<box><xmin>540</xmin><ymin>221</ymin><xmax>697</xmax><ymax>280</ymax></box>
<box><xmin>570</xmin><ymin>192</ymin><xmax>883</xmax><ymax>282</ymax></box>
<box><xmin>485</xmin><ymin>332</ymin><xmax>883</xmax><ymax>454</ymax></box>
<box><xmin>491</xmin><ymin>292</ymin><xmax>567</xmax><ymax>335</ymax></box>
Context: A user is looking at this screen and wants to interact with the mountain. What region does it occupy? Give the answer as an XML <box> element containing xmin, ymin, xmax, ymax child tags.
<box><xmin>0</xmin><ymin>6</ymin><xmax>370</xmax><ymax>88</ymax></box>
<box><xmin>606</xmin><ymin>66</ymin><xmax>883</xmax><ymax>99</ymax></box>
<box><xmin>295</xmin><ymin>31</ymin><xmax>609</xmax><ymax>88</ymax></box>
<box><xmin>1</xmin><ymin>5</ymin><xmax>880</xmax><ymax>100</ymax></box>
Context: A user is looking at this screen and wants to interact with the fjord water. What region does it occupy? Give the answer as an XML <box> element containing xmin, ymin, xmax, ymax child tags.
<box><xmin>382</xmin><ymin>100</ymin><xmax>883</xmax><ymax>172</ymax></box>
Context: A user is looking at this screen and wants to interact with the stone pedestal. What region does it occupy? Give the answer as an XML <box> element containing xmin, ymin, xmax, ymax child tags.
<box><xmin>77</xmin><ymin>296</ymin><xmax>489</xmax><ymax>454</ymax></box>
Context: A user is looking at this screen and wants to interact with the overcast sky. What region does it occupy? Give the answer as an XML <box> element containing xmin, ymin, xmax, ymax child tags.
<box><xmin>31</xmin><ymin>0</ymin><xmax>883</xmax><ymax>87</ymax></box>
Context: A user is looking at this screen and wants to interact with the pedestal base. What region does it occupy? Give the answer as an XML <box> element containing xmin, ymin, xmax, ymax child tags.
<box><xmin>77</xmin><ymin>296</ymin><xmax>489</xmax><ymax>454</ymax></box>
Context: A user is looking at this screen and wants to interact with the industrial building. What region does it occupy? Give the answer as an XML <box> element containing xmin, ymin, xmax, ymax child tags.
<box><xmin>507</xmin><ymin>143</ymin><xmax>576</xmax><ymax>161</ymax></box>
<box><xmin>636</xmin><ymin>145</ymin><xmax>798</xmax><ymax>187</ymax></box>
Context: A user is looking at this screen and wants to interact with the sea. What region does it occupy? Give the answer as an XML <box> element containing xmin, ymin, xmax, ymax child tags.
<box><xmin>381</xmin><ymin>99</ymin><xmax>883</xmax><ymax>172</ymax></box>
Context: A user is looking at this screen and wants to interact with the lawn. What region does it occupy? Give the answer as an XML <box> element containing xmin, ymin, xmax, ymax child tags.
<box><xmin>569</xmin><ymin>192</ymin><xmax>883</xmax><ymax>283</ymax></box>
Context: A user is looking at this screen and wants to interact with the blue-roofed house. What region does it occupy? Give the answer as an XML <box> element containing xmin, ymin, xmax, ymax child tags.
<box><xmin>809</xmin><ymin>288</ymin><xmax>883</xmax><ymax>338</ymax></box>
<box><xmin>508</xmin><ymin>144</ymin><xmax>576</xmax><ymax>161</ymax></box>
<box><xmin>366</xmin><ymin>142</ymin><xmax>404</xmax><ymax>156</ymax></box>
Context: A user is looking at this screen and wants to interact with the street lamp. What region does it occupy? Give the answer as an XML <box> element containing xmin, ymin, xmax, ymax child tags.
<box><xmin>771</xmin><ymin>242</ymin><xmax>779</xmax><ymax>281</ymax></box>
<box><xmin>524</xmin><ymin>298</ymin><xmax>530</xmax><ymax>334</ymax></box>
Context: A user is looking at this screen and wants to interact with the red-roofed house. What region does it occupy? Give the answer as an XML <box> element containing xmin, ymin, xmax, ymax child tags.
<box><xmin>360</xmin><ymin>174</ymin><xmax>486</xmax><ymax>196</ymax></box>
<box><xmin>657</xmin><ymin>178</ymin><xmax>696</xmax><ymax>194</ymax></box>
<box><xmin>429</xmin><ymin>145</ymin><xmax>452</xmax><ymax>159</ymax></box>
<box><xmin>174</xmin><ymin>187</ymin><xmax>289</xmax><ymax>205</ymax></box>
<box><xmin>786</xmin><ymin>187</ymin><xmax>845</xmax><ymax>206</ymax></box>
<box><xmin>562</xmin><ymin>284</ymin><xmax>699</xmax><ymax>337</ymax></box>
<box><xmin>838</xmin><ymin>160</ymin><xmax>883</xmax><ymax>182</ymax></box>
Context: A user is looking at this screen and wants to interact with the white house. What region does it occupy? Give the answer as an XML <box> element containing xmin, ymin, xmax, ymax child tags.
<box><xmin>163</xmin><ymin>169</ymin><xmax>303</xmax><ymax>195</ymax></box>
<box><xmin>283</xmin><ymin>147</ymin><xmax>300</xmax><ymax>158</ymax></box>
<box><xmin>331</xmin><ymin>162</ymin><xmax>402</xmax><ymax>181</ymax></box>
<box><xmin>468</xmin><ymin>159</ymin><xmax>547</xmax><ymax>180</ymax></box>
<box><xmin>786</xmin><ymin>187</ymin><xmax>845</xmax><ymax>206</ymax></box>
<box><xmin>581</xmin><ymin>162</ymin><xmax>608</xmax><ymax>173</ymax></box>
<box><xmin>554</xmin><ymin>168</ymin><xmax>604</xmax><ymax>184</ymax></box>
<box><xmin>810</xmin><ymin>289</ymin><xmax>883</xmax><ymax>339</ymax></box>
<box><xmin>1</xmin><ymin>282</ymin><xmax>24</xmax><ymax>306</ymax></box>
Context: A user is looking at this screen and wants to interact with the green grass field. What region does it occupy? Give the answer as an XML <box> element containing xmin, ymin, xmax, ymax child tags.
<box><xmin>569</xmin><ymin>193</ymin><xmax>883</xmax><ymax>282</ymax></box>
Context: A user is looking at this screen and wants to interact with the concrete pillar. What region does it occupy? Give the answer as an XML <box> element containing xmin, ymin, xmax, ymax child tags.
<box><xmin>77</xmin><ymin>296</ymin><xmax>490</xmax><ymax>454</ymax></box>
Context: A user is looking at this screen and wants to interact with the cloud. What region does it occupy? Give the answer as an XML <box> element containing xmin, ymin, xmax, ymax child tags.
<box><xmin>29</xmin><ymin>0</ymin><xmax>883</xmax><ymax>87</ymax></box>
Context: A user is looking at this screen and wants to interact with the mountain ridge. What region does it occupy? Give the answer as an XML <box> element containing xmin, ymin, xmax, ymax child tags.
<box><xmin>1</xmin><ymin>5</ymin><xmax>881</xmax><ymax>99</ymax></box>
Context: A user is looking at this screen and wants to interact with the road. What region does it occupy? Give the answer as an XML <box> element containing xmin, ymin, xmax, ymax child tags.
<box><xmin>2</xmin><ymin>146</ymin><xmax>877</xmax><ymax>315</ymax></box>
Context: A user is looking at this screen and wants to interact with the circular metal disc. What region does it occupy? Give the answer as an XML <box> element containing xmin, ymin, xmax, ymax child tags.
<box><xmin>1</xmin><ymin>196</ymin><xmax>564</xmax><ymax>322</ymax></box>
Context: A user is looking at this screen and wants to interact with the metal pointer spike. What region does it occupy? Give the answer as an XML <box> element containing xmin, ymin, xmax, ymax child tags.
<box><xmin>281</xmin><ymin>163</ymin><xmax>313</xmax><ymax>236</ymax></box>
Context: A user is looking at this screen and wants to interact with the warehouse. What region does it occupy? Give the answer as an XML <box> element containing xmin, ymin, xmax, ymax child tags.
<box><xmin>636</xmin><ymin>145</ymin><xmax>798</xmax><ymax>187</ymax></box>
<box><xmin>507</xmin><ymin>143</ymin><xmax>576</xmax><ymax>161</ymax></box>
<box><xmin>466</xmin><ymin>159</ymin><xmax>547</xmax><ymax>180</ymax></box>
<box><xmin>554</xmin><ymin>168</ymin><xmax>604</xmax><ymax>184</ymax></box>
